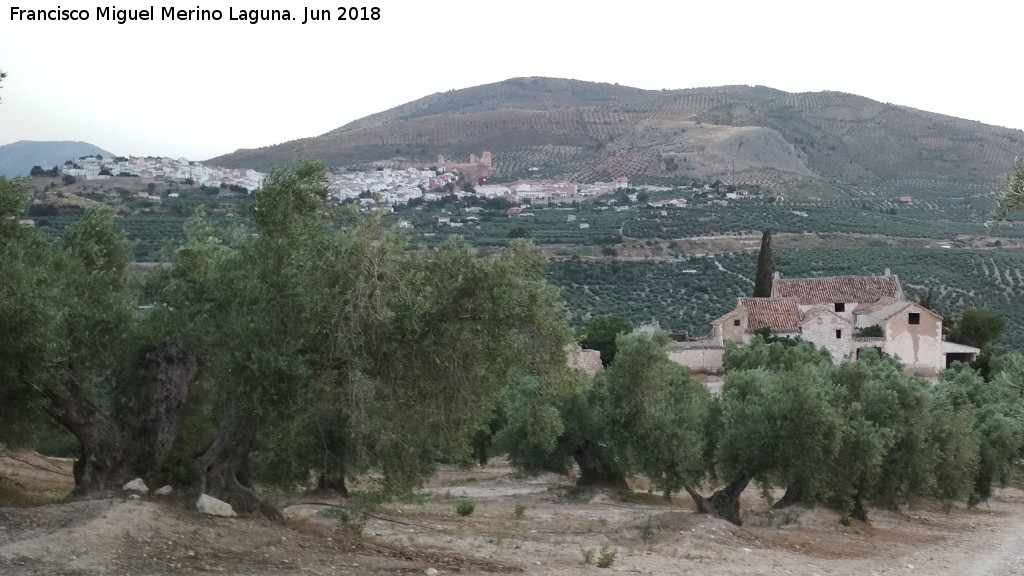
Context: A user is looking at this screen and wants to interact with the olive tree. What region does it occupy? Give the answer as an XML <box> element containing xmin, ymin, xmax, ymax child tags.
<box><xmin>499</xmin><ymin>331</ymin><xmax>713</xmax><ymax>496</ymax></box>
<box><xmin>0</xmin><ymin>174</ymin><xmax>137</xmax><ymax>493</ymax></box>
<box><xmin>137</xmin><ymin>158</ymin><xmax>574</xmax><ymax>516</ymax></box>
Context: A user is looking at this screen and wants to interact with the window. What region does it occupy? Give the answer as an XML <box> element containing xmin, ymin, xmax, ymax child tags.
<box><xmin>733</xmin><ymin>319</ymin><xmax>741</xmax><ymax>327</ymax></box>
<box><xmin>909</xmin><ymin>312</ymin><xmax>920</xmax><ymax>325</ymax></box>
<box><xmin>834</xmin><ymin>302</ymin><xmax>845</xmax><ymax>312</ymax></box>
<box><xmin>835</xmin><ymin>329</ymin><xmax>842</xmax><ymax>339</ymax></box>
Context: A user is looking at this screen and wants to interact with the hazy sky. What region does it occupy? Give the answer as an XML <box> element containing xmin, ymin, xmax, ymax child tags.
<box><xmin>1</xmin><ymin>0</ymin><xmax>1021</xmax><ymax>160</ymax></box>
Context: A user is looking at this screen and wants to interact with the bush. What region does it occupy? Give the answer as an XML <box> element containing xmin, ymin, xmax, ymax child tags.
<box><xmin>854</xmin><ymin>325</ymin><xmax>883</xmax><ymax>338</ymax></box>
<box><xmin>455</xmin><ymin>501</ymin><xmax>476</xmax><ymax>516</ymax></box>
<box><xmin>512</xmin><ymin>502</ymin><xmax>526</xmax><ymax>518</ymax></box>
<box><xmin>580</xmin><ymin>547</ymin><xmax>596</xmax><ymax>565</ymax></box>
<box><xmin>596</xmin><ymin>546</ymin><xmax>617</xmax><ymax>568</ymax></box>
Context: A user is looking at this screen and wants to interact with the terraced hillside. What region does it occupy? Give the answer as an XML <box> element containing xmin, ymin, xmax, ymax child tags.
<box><xmin>210</xmin><ymin>77</ymin><xmax>1024</xmax><ymax>195</ymax></box>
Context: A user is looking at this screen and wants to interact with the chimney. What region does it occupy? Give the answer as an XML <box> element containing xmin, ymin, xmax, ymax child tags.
<box><xmin>773</xmin><ymin>271</ymin><xmax>780</xmax><ymax>280</ymax></box>
<box><xmin>884</xmin><ymin>268</ymin><xmax>891</xmax><ymax>277</ymax></box>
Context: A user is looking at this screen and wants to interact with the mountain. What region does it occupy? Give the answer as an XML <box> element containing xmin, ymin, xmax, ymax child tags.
<box><xmin>209</xmin><ymin>77</ymin><xmax>1024</xmax><ymax>195</ymax></box>
<box><xmin>0</xmin><ymin>141</ymin><xmax>115</xmax><ymax>178</ymax></box>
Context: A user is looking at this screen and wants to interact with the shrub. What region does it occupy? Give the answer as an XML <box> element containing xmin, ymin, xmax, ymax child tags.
<box><xmin>596</xmin><ymin>546</ymin><xmax>617</xmax><ymax>568</ymax></box>
<box><xmin>580</xmin><ymin>547</ymin><xmax>596</xmax><ymax>565</ymax></box>
<box><xmin>512</xmin><ymin>502</ymin><xmax>526</xmax><ymax>518</ymax></box>
<box><xmin>455</xmin><ymin>501</ymin><xmax>476</xmax><ymax>516</ymax></box>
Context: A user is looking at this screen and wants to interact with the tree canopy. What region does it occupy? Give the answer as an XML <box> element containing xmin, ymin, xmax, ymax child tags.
<box><xmin>578</xmin><ymin>314</ymin><xmax>633</xmax><ymax>366</ymax></box>
<box><xmin>947</xmin><ymin>308</ymin><xmax>1008</xmax><ymax>350</ymax></box>
<box><xmin>1</xmin><ymin>160</ymin><xmax>575</xmax><ymax>516</ymax></box>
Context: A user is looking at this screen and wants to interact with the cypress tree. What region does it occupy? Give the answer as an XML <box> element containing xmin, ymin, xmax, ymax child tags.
<box><xmin>753</xmin><ymin>229</ymin><xmax>774</xmax><ymax>297</ymax></box>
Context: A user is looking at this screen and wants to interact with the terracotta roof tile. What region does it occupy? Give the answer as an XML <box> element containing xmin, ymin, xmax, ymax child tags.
<box><xmin>738</xmin><ymin>297</ymin><xmax>801</xmax><ymax>333</ymax></box>
<box><xmin>771</xmin><ymin>275</ymin><xmax>903</xmax><ymax>304</ymax></box>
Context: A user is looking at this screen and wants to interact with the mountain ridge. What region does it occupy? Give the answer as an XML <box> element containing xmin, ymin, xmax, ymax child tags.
<box><xmin>0</xmin><ymin>140</ymin><xmax>115</xmax><ymax>178</ymax></box>
<box><xmin>208</xmin><ymin>77</ymin><xmax>1024</xmax><ymax>194</ymax></box>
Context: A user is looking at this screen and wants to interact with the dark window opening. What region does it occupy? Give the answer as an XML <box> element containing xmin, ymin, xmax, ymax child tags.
<box><xmin>835</xmin><ymin>329</ymin><xmax>842</xmax><ymax>339</ymax></box>
<box><xmin>733</xmin><ymin>319</ymin><xmax>741</xmax><ymax>327</ymax></box>
<box><xmin>834</xmin><ymin>302</ymin><xmax>845</xmax><ymax>312</ymax></box>
<box><xmin>909</xmin><ymin>312</ymin><xmax>920</xmax><ymax>325</ymax></box>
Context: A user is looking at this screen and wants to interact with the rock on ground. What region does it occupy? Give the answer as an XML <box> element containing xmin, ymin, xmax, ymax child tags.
<box><xmin>122</xmin><ymin>478</ymin><xmax>149</xmax><ymax>494</ymax></box>
<box><xmin>196</xmin><ymin>494</ymin><xmax>236</xmax><ymax>517</ymax></box>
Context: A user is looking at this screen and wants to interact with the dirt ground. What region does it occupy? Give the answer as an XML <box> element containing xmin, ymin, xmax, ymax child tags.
<box><xmin>1</xmin><ymin>451</ymin><xmax>1023</xmax><ymax>576</ymax></box>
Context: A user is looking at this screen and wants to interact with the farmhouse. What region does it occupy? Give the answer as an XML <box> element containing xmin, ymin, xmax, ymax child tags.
<box><xmin>674</xmin><ymin>269</ymin><xmax>979</xmax><ymax>375</ymax></box>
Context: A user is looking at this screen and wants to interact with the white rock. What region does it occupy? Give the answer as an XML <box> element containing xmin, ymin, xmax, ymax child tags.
<box><xmin>123</xmin><ymin>478</ymin><xmax>149</xmax><ymax>494</ymax></box>
<box><xmin>155</xmin><ymin>485</ymin><xmax>173</xmax><ymax>496</ymax></box>
<box><xmin>196</xmin><ymin>494</ymin><xmax>236</xmax><ymax>517</ymax></box>
<box><xmin>128</xmin><ymin>494</ymin><xmax>141</xmax><ymax>500</ymax></box>
<box><xmin>425</xmin><ymin>569</ymin><xmax>439</xmax><ymax>576</ymax></box>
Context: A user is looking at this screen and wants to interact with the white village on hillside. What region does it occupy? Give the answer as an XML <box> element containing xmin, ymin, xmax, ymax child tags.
<box><xmin>53</xmin><ymin>151</ymin><xmax>636</xmax><ymax>208</ymax></box>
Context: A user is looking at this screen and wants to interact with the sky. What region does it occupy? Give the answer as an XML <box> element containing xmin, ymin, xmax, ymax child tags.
<box><xmin>1</xmin><ymin>0</ymin><xmax>1022</xmax><ymax>161</ymax></box>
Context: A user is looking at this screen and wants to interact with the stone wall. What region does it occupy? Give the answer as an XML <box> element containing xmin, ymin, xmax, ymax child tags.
<box><xmin>667</xmin><ymin>343</ymin><xmax>725</xmax><ymax>374</ymax></box>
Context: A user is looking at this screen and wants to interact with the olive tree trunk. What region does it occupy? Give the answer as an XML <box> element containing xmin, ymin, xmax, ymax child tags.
<box><xmin>685</xmin><ymin>473</ymin><xmax>753</xmax><ymax>526</ymax></box>
<box><xmin>141</xmin><ymin>345</ymin><xmax>199</xmax><ymax>479</ymax></box>
<box><xmin>572</xmin><ymin>439</ymin><xmax>628</xmax><ymax>490</ymax></box>
<box><xmin>195</xmin><ymin>406</ymin><xmax>282</xmax><ymax>522</ymax></box>
<box><xmin>45</xmin><ymin>383</ymin><xmax>125</xmax><ymax>495</ymax></box>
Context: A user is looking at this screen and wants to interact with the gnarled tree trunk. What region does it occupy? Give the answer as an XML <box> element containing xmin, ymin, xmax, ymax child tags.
<box><xmin>572</xmin><ymin>439</ymin><xmax>628</xmax><ymax>490</ymax></box>
<box><xmin>685</xmin><ymin>473</ymin><xmax>753</xmax><ymax>526</ymax></box>
<box><xmin>851</xmin><ymin>493</ymin><xmax>868</xmax><ymax>522</ymax></box>
<box><xmin>141</xmin><ymin>345</ymin><xmax>199</xmax><ymax>479</ymax></box>
<box><xmin>773</xmin><ymin>481</ymin><xmax>805</xmax><ymax>510</ymax></box>
<box><xmin>195</xmin><ymin>406</ymin><xmax>282</xmax><ymax>522</ymax></box>
<box><xmin>317</xmin><ymin>471</ymin><xmax>349</xmax><ymax>497</ymax></box>
<box><xmin>45</xmin><ymin>383</ymin><xmax>125</xmax><ymax>495</ymax></box>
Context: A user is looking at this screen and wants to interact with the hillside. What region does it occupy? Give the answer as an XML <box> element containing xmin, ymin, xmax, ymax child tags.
<box><xmin>209</xmin><ymin>77</ymin><xmax>1024</xmax><ymax>195</ymax></box>
<box><xmin>0</xmin><ymin>141</ymin><xmax>114</xmax><ymax>178</ymax></box>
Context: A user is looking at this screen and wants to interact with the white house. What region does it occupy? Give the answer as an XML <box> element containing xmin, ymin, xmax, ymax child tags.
<box><xmin>697</xmin><ymin>270</ymin><xmax>979</xmax><ymax>374</ymax></box>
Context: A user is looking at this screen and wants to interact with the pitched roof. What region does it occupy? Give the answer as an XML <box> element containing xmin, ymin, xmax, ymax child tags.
<box><xmin>864</xmin><ymin>300</ymin><xmax>942</xmax><ymax>322</ymax></box>
<box><xmin>737</xmin><ymin>297</ymin><xmax>802</xmax><ymax>334</ymax></box>
<box><xmin>800</xmin><ymin>305</ymin><xmax>853</xmax><ymax>326</ymax></box>
<box><xmin>771</xmin><ymin>274</ymin><xmax>903</xmax><ymax>304</ymax></box>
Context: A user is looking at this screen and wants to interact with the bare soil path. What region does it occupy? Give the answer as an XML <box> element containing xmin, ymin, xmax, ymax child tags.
<box><xmin>2</xmin><ymin>453</ymin><xmax>1023</xmax><ymax>576</ymax></box>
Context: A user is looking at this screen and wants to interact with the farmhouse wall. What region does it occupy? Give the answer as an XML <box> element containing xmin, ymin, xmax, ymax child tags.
<box><xmin>718</xmin><ymin>309</ymin><xmax>747</xmax><ymax>344</ymax></box>
<box><xmin>800</xmin><ymin>313</ymin><xmax>853</xmax><ymax>363</ymax></box>
<box><xmin>883</xmin><ymin>306</ymin><xmax>942</xmax><ymax>373</ymax></box>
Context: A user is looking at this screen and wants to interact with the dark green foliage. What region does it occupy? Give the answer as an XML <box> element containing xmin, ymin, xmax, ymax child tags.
<box><xmin>455</xmin><ymin>501</ymin><xmax>476</xmax><ymax>516</ymax></box>
<box><xmin>140</xmin><ymin>158</ymin><xmax>575</xmax><ymax>498</ymax></box>
<box><xmin>935</xmin><ymin>363</ymin><xmax>1024</xmax><ymax>501</ymax></box>
<box><xmin>855</xmin><ymin>325</ymin><xmax>884</xmax><ymax>338</ymax></box>
<box><xmin>578</xmin><ymin>315</ymin><xmax>632</xmax><ymax>366</ymax></box>
<box><xmin>0</xmin><ymin>177</ymin><xmax>58</xmax><ymax>445</ymax></box>
<box><xmin>947</xmin><ymin>308</ymin><xmax>1008</xmax><ymax>350</ymax></box>
<box><xmin>752</xmin><ymin>229</ymin><xmax>774</xmax><ymax>297</ymax></box>
<box><xmin>499</xmin><ymin>332</ymin><xmax>712</xmax><ymax>497</ymax></box>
